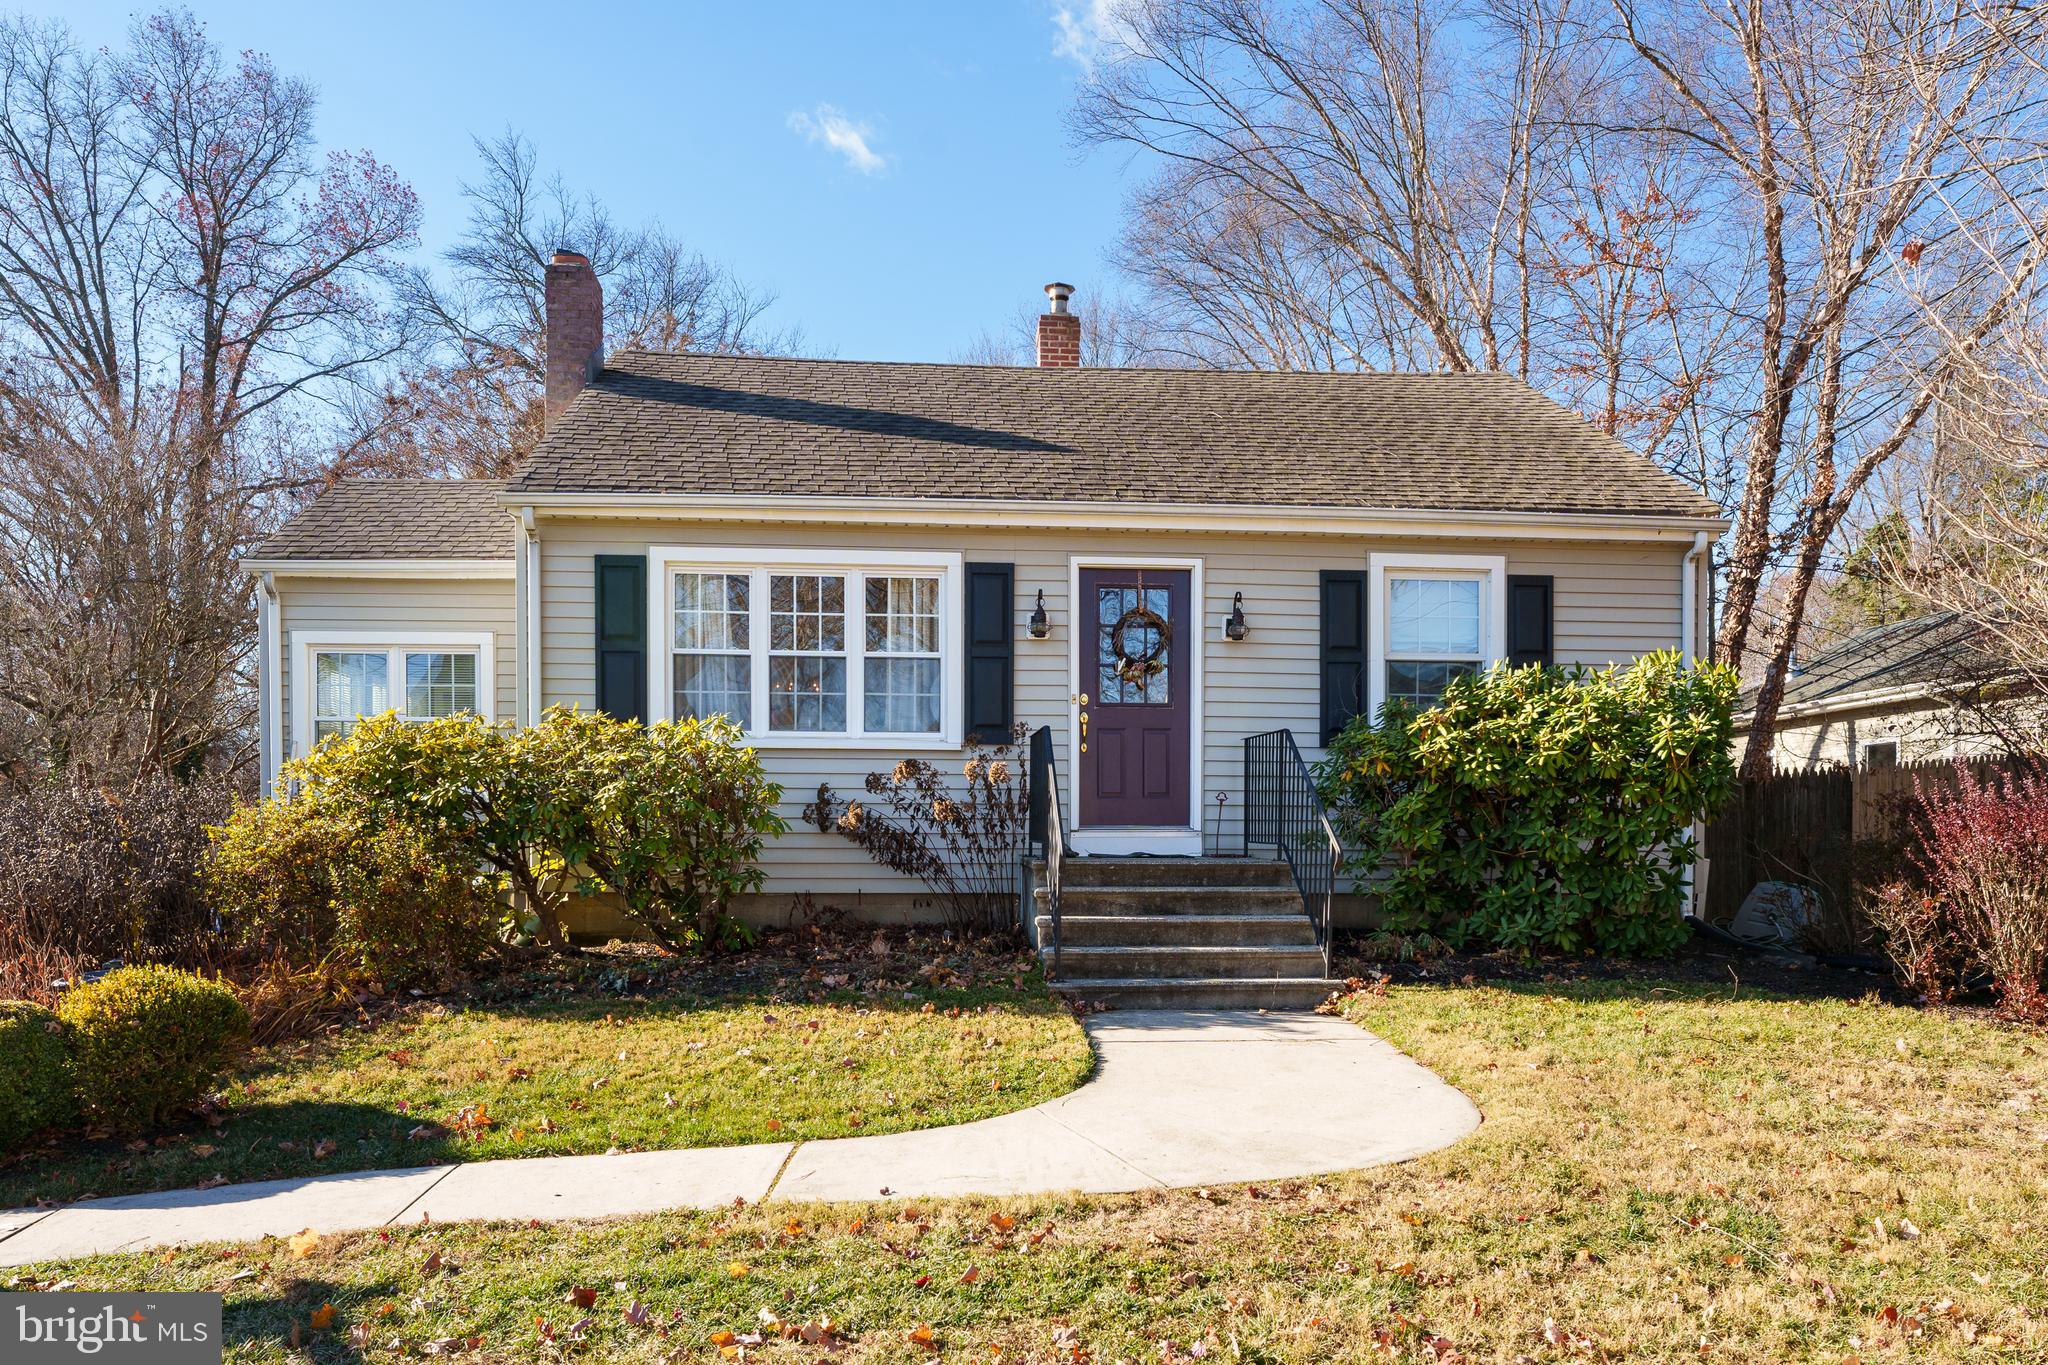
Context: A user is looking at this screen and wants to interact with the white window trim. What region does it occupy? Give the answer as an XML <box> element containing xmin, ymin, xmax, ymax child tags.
<box><xmin>1367</xmin><ymin>552</ymin><xmax>1507</xmax><ymax>719</ymax></box>
<box><xmin>290</xmin><ymin>630</ymin><xmax>496</xmax><ymax>761</ymax></box>
<box><xmin>647</xmin><ymin>545</ymin><xmax>965</xmax><ymax>750</ymax></box>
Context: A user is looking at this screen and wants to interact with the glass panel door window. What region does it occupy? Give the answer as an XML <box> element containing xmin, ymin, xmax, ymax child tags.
<box><xmin>673</xmin><ymin>572</ymin><xmax>752</xmax><ymax>726</ymax></box>
<box><xmin>404</xmin><ymin>652</ymin><xmax>478</xmax><ymax>719</ymax></box>
<box><xmin>1385</xmin><ymin>576</ymin><xmax>1484</xmax><ymax>708</ymax></box>
<box><xmin>664</xmin><ymin>563</ymin><xmax>950</xmax><ymax>740</ymax></box>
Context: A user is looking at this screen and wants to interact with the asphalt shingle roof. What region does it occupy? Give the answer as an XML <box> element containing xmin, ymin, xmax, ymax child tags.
<box><xmin>1745</xmin><ymin>612</ymin><xmax>2006</xmax><ymax>712</ymax></box>
<box><xmin>505</xmin><ymin>352</ymin><xmax>1725</xmax><ymax>519</ymax></box>
<box><xmin>250</xmin><ymin>480</ymin><xmax>513</xmax><ymax>560</ymax></box>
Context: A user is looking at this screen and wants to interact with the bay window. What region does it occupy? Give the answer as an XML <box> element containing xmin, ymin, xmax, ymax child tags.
<box><xmin>1367</xmin><ymin>553</ymin><xmax>1506</xmax><ymax>716</ymax></box>
<box><xmin>652</xmin><ymin>547</ymin><xmax>962</xmax><ymax>746</ymax></box>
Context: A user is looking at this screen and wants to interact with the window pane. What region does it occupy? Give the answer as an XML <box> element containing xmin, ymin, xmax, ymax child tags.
<box><xmin>675</xmin><ymin>654</ymin><xmax>752</xmax><ymax>726</ymax></box>
<box><xmin>864</xmin><ymin>657</ymin><xmax>940</xmax><ymax>733</ymax></box>
<box><xmin>674</xmin><ymin>572</ymin><xmax>749</xmax><ymax>651</ymax></box>
<box><xmin>1385</xmin><ymin>660</ymin><xmax>1477</xmax><ymax>709</ymax></box>
<box><xmin>1388</xmin><ymin>577</ymin><xmax>1482</xmax><ymax>657</ymax></box>
<box><xmin>313</xmin><ymin>651</ymin><xmax>389</xmax><ymax>740</ymax></box>
<box><xmin>865</xmin><ymin>575</ymin><xmax>939</xmax><ymax>653</ymax></box>
<box><xmin>1095</xmin><ymin>585</ymin><xmax>1171</xmax><ymax>704</ymax></box>
<box><xmin>770</xmin><ymin>574</ymin><xmax>844</xmax><ymax>653</ymax></box>
<box><xmin>403</xmin><ymin>651</ymin><xmax>479</xmax><ymax>719</ymax></box>
<box><xmin>768</xmin><ymin>654</ymin><xmax>846</xmax><ymax>732</ymax></box>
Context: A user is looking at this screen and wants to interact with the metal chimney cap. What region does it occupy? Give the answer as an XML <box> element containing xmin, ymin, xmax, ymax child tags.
<box><xmin>1043</xmin><ymin>281</ymin><xmax>1075</xmax><ymax>314</ymax></box>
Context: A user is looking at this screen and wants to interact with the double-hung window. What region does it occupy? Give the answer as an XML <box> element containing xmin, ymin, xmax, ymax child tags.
<box><xmin>1367</xmin><ymin>553</ymin><xmax>1505</xmax><ymax>716</ymax></box>
<box><xmin>653</xmin><ymin>548</ymin><xmax>961</xmax><ymax>745</ymax></box>
<box><xmin>297</xmin><ymin>633</ymin><xmax>494</xmax><ymax>754</ymax></box>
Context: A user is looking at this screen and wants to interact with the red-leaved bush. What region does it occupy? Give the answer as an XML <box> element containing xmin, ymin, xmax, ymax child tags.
<box><xmin>1893</xmin><ymin>764</ymin><xmax>2048</xmax><ymax>1021</ymax></box>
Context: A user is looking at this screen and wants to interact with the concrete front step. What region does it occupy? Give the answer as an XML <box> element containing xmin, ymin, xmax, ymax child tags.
<box><xmin>1049</xmin><ymin>977</ymin><xmax>1343</xmax><ymax>1011</ymax></box>
<box><xmin>1051</xmin><ymin>944</ymin><xmax>1329</xmax><ymax>980</ymax></box>
<box><xmin>1036</xmin><ymin>913</ymin><xmax>1319</xmax><ymax>948</ymax></box>
<box><xmin>1038</xmin><ymin>857</ymin><xmax>1294</xmax><ymax>889</ymax></box>
<box><xmin>1035</xmin><ymin>885</ymin><xmax>1306</xmax><ymax>917</ymax></box>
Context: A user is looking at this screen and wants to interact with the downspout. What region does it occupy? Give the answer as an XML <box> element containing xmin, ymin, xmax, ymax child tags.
<box><xmin>521</xmin><ymin>507</ymin><xmax>541</xmax><ymax>726</ymax></box>
<box><xmin>1680</xmin><ymin>531</ymin><xmax>1710</xmax><ymax>919</ymax></box>
<box><xmin>258</xmin><ymin>571</ymin><xmax>280</xmax><ymax>797</ymax></box>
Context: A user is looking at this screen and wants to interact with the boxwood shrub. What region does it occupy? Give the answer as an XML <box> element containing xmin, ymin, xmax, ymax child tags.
<box><xmin>1318</xmin><ymin>651</ymin><xmax>1737</xmax><ymax>955</ymax></box>
<box><xmin>57</xmin><ymin>966</ymin><xmax>249</xmax><ymax>1134</ymax></box>
<box><xmin>0</xmin><ymin>1000</ymin><xmax>73</xmax><ymax>1151</ymax></box>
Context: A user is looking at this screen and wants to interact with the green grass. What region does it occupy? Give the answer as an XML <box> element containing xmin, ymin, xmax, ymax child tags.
<box><xmin>0</xmin><ymin>959</ymin><xmax>1091</xmax><ymax>1208</ymax></box>
<box><xmin>12</xmin><ymin>977</ymin><xmax>2046</xmax><ymax>1362</ymax></box>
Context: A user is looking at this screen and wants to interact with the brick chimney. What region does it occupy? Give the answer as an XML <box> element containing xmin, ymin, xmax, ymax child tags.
<box><xmin>544</xmin><ymin>249</ymin><xmax>604</xmax><ymax>428</ymax></box>
<box><xmin>1036</xmin><ymin>282</ymin><xmax>1080</xmax><ymax>368</ymax></box>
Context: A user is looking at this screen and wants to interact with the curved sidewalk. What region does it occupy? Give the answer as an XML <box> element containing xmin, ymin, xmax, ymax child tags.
<box><xmin>0</xmin><ymin>1010</ymin><xmax>1480</xmax><ymax>1266</ymax></box>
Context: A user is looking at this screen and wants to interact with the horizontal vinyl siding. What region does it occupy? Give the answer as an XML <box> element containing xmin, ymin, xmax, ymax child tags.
<box><xmin>538</xmin><ymin>519</ymin><xmax>1689</xmax><ymax>901</ymax></box>
<box><xmin>277</xmin><ymin>577</ymin><xmax>517</xmax><ymax>765</ymax></box>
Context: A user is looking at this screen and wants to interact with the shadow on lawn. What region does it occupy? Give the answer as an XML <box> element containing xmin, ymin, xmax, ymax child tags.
<box><xmin>0</xmin><ymin>1101</ymin><xmax>467</xmax><ymax>1211</ymax></box>
<box><xmin>225</xmin><ymin>1272</ymin><xmax>402</xmax><ymax>1364</ymax></box>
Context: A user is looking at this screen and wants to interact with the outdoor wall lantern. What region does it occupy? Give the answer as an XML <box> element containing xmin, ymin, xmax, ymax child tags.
<box><xmin>1223</xmin><ymin>591</ymin><xmax>1249</xmax><ymax>641</ymax></box>
<box><xmin>1028</xmin><ymin>588</ymin><xmax>1051</xmax><ymax>639</ymax></box>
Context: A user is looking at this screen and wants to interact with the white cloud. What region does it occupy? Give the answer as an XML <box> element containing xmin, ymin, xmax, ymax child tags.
<box><xmin>787</xmin><ymin>104</ymin><xmax>888</xmax><ymax>175</ymax></box>
<box><xmin>1052</xmin><ymin>0</ymin><xmax>1136</xmax><ymax>70</ymax></box>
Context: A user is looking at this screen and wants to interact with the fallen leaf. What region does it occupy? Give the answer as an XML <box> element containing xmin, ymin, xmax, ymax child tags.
<box><xmin>726</xmin><ymin>1262</ymin><xmax>749</xmax><ymax>1278</ymax></box>
<box><xmin>907</xmin><ymin>1322</ymin><xmax>939</xmax><ymax>1350</ymax></box>
<box><xmin>567</xmin><ymin>1285</ymin><xmax>597</xmax><ymax>1310</ymax></box>
<box><xmin>309</xmin><ymin>1303</ymin><xmax>336</xmax><ymax>1330</ymax></box>
<box><xmin>287</xmin><ymin>1229</ymin><xmax>320</xmax><ymax>1259</ymax></box>
<box><xmin>312</xmin><ymin>1139</ymin><xmax>337</xmax><ymax>1160</ymax></box>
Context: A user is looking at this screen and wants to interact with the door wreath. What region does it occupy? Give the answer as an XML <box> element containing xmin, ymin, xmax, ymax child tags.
<box><xmin>1109</xmin><ymin>605</ymin><xmax>1171</xmax><ymax>687</ymax></box>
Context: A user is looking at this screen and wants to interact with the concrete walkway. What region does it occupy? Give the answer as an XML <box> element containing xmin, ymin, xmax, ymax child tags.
<box><xmin>0</xmin><ymin>1010</ymin><xmax>1479</xmax><ymax>1266</ymax></box>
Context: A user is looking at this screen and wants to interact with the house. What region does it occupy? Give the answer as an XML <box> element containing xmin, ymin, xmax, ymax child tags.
<box><xmin>1741</xmin><ymin>612</ymin><xmax>2020</xmax><ymax>771</ymax></box>
<box><xmin>243</xmin><ymin>259</ymin><xmax>1724</xmax><ymax>1002</ymax></box>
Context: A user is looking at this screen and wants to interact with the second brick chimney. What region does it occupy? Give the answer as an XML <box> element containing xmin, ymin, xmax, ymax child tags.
<box><xmin>544</xmin><ymin>249</ymin><xmax>604</xmax><ymax>428</ymax></box>
<box><xmin>1036</xmin><ymin>282</ymin><xmax>1080</xmax><ymax>368</ymax></box>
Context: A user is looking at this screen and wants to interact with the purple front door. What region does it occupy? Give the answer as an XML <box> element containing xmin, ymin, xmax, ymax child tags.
<box><xmin>1078</xmin><ymin>567</ymin><xmax>1192</xmax><ymax>828</ymax></box>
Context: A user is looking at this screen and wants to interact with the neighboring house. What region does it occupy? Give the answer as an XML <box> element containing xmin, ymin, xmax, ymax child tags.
<box><xmin>1741</xmin><ymin>612</ymin><xmax>2017</xmax><ymax>771</ymax></box>
<box><xmin>244</xmin><ymin>258</ymin><xmax>1724</xmax><ymax>965</ymax></box>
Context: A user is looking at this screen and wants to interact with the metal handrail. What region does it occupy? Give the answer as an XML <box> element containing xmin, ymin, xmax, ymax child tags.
<box><xmin>1244</xmin><ymin>728</ymin><xmax>1340</xmax><ymax>975</ymax></box>
<box><xmin>1027</xmin><ymin>726</ymin><xmax>1066</xmax><ymax>979</ymax></box>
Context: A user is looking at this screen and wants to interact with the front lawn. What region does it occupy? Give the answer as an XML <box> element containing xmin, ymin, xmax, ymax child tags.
<box><xmin>12</xmin><ymin>973</ymin><xmax>2045</xmax><ymax>1361</ymax></box>
<box><xmin>0</xmin><ymin>937</ymin><xmax>1091</xmax><ymax>1208</ymax></box>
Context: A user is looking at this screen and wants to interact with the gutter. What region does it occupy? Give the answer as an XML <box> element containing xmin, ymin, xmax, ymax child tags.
<box><xmin>1678</xmin><ymin>530</ymin><xmax>1710</xmax><ymax>917</ymax></box>
<box><xmin>258</xmin><ymin>572</ymin><xmax>280</xmax><ymax>798</ymax></box>
<box><xmin>238</xmin><ymin>557</ymin><xmax>515</xmax><ymax>579</ymax></box>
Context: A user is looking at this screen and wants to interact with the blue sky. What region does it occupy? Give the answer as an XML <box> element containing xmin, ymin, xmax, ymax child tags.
<box><xmin>57</xmin><ymin>1</ymin><xmax>1139</xmax><ymax>360</ymax></box>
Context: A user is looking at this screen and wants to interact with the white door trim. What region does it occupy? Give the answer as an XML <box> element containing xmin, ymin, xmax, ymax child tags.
<box><xmin>1067</xmin><ymin>555</ymin><xmax>1206</xmax><ymax>856</ymax></box>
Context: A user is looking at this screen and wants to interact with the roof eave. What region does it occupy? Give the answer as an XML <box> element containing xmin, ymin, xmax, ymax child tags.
<box><xmin>494</xmin><ymin>491</ymin><xmax>1728</xmax><ymax>540</ymax></box>
<box><xmin>239</xmin><ymin>556</ymin><xmax>517</xmax><ymax>578</ymax></box>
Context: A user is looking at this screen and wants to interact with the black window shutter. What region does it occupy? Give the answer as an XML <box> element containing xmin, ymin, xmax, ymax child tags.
<box><xmin>1506</xmin><ymin>574</ymin><xmax>1554</xmax><ymax>668</ymax></box>
<box><xmin>1320</xmin><ymin>570</ymin><xmax>1369</xmax><ymax>743</ymax></box>
<box><xmin>594</xmin><ymin>554</ymin><xmax>647</xmax><ymax>722</ymax></box>
<box><xmin>963</xmin><ymin>562</ymin><xmax>1014</xmax><ymax>744</ymax></box>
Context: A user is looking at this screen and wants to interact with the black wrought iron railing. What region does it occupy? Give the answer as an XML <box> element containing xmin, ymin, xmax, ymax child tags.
<box><xmin>1244</xmin><ymin>728</ymin><xmax>1340</xmax><ymax>974</ymax></box>
<box><xmin>1027</xmin><ymin>725</ymin><xmax>1066</xmax><ymax>979</ymax></box>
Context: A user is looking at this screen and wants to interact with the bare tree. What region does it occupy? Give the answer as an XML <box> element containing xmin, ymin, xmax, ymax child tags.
<box><xmin>382</xmin><ymin>131</ymin><xmax>799</xmax><ymax>477</ymax></box>
<box><xmin>1604</xmin><ymin>0</ymin><xmax>2048</xmax><ymax>777</ymax></box>
<box><xmin>0</xmin><ymin>10</ymin><xmax>419</xmax><ymax>784</ymax></box>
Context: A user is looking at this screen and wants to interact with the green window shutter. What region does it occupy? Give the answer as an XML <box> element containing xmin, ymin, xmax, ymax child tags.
<box><xmin>1506</xmin><ymin>574</ymin><xmax>1554</xmax><ymax>668</ymax></box>
<box><xmin>595</xmin><ymin>554</ymin><xmax>647</xmax><ymax>722</ymax></box>
<box><xmin>963</xmin><ymin>562</ymin><xmax>1014</xmax><ymax>743</ymax></box>
<box><xmin>1319</xmin><ymin>569</ymin><xmax>1368</xmax><ymax>743</ymax></box>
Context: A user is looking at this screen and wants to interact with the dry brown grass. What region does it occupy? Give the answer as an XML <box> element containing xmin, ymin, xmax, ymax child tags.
<box><xmin>14</xmin><ymin>977</ymin><xmax>2046</xmax><ymax>1362</ymax></box>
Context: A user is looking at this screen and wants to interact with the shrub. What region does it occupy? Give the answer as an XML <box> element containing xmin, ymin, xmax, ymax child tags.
<box><xmin>1903</xmin><ymin>764</ymin><xmax>2048</xmax><ymax>1021</ymax></box>
<box><xmin>205</xmin><ymin>794</ymin><xmax>502</xmax><ymax>988</ymax></box>
<box><xmin>58</xmin><ymin>965</ymin><xmax>249</xmax><ymax>1133</ymax></box>
<box><xmin>529</xmin><ymin>708</ymin><xmax>785</xmax><ymax>952</ymax></box>
<box><xmin>1863</xmin><ymin>880</ymin><xmax>1968</xmax><ymax>1003</ymax></box>
<box><xmin>1317</xmin><ymin>652</ymin><xmax>1738</xmax><ymax>956</ymax></box>
<box><xmin>0</xmin><ymin>1001</ymin><xmax>74</xmax><ymax>1151</ymax></box>
<box><xmin>289</xmin><ymin>707</ymin><xmax>784</xmax><ymax>955</ymax></box>
<box><xmin>804</xmin><ymin>725</ymin><xmax>1030</xmax><ymax>934</ymax></box>
<box><xmin>289</xmin><ymin>711</ymin><xmax>577</xmax><ymax>950</ymax></box>
<box><xmin>0</xmin><ymin>776</ymin><xmax>231</xmax><ymax>967</ymax></box>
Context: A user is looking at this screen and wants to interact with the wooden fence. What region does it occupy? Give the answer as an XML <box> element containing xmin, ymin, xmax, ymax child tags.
<box><xmin>1702</xmin><ymin>754</ymin><xmax>2037</xmax><ymax>934</ymax></box>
